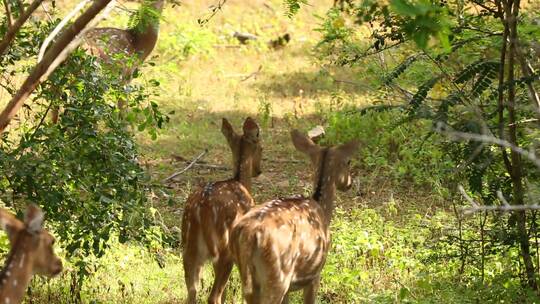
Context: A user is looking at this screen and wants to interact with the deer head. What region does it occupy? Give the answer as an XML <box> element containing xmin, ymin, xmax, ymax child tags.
<box><xmin>221</xmin><ymin>117</ymin><xmax>262</xmax><ymax>190</ymax></box>
<box><xmin>0</xmin><ymin>204</ymin><xmax>62</xmax><ymax>304</ymax></box>
<box><xmin>291</xmin><ymin>130</ymin><xmax>359</xmax><ymax>220</ymax></box>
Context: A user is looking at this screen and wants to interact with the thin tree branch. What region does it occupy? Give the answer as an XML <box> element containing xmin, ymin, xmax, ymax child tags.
<box><xmin>163</xmin><ymin>150</ymin><xmax>208</xmax><ymax>182</ymax></box>
<box><xmin>0</xmin><ymin>0</ymin><xmax>45</xmax><ymax>56</ymax></box>
<box><xmin>470</xmin><ymin>0</ymin><xmax>500</xmax><ymax>16</ymax></box>
<box><xmin>0</xmin><ymin>0</ymin><xmax>114</xmax><ymax>133</ymax></box>
<box><xmin>40</xmin><ymin>2</ymin><xmax>54</xmax><ymax>22</ymax></box>
<box><xmin>3</xmin><ymin>0</ymin><xmax>13</xmax><ymax>27</ymax></box>
<box><xmin>434</xmin><ymin>122</ymin><xmax>540</xmax><ymax>169</ymax></box>
<box><xmin>464</xmin><ymin>203</ymin><xmax>540</xmax><ymax>214</ymax></box>
<box><xmin>514</xmin><ymin>40</ymin><xmax>540</xmax><ymax>117</ymax></box>
<box><xmin>460</xmin><ymin>185</ymin><xmax>540</xmax><ymax>214</ymax></box>
<box><xmin>198</xmin><ymin>0</ymin><xmax>228</xmax><ymax>26</ymax></box>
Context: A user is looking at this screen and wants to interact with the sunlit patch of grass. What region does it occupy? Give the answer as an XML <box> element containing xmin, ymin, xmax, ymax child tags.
<box><xmin>29</xmin><ymin>242</ymin><xmax>186</xmax><ymax>303</ymax></box>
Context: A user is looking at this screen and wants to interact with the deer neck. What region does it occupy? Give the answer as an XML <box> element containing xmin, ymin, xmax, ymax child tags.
<box><xmin>129</xmin><ymin>0</ymin><xmax>164</xmax><ymax>60</ymax></box>
<box><xmin>312</xmin><ymin>148</ymin><xmax>336</xmax><ymax>226</ymax></box>
<box><xmin>233</xmin><ymin>138</ymin><xmax>253</xmax><ymax>192</ymax></box>
<box><xmin>0</xmin><ymin>237</ymin><xmax>34</xmax><ymax>304</ymax></box>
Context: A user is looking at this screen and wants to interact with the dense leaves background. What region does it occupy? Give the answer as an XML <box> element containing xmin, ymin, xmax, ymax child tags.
<box><xmin>0</xmin><ymin>8</ymin><xmax>168</xmax><ymax>282</ymax></box>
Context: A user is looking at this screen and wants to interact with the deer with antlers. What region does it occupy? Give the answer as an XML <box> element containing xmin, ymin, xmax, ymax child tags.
<box><xmin>0</xmin><ymin>204</ymin><xmax>63</xmax><ymax>304</ymax></box>
<box><xmin>230</xmin><ymin>130</ymin><xmax>359</xmax><ymax>304</ymax></box>
<box><xmin>51</xmin><ymin>0</ymin><xmax>165</xmax><ymax>123</ymax></box>
<box><xmin>181</xmin><ymin>117</ymin><xmax>262</xmax><ymax>304</ymax></box>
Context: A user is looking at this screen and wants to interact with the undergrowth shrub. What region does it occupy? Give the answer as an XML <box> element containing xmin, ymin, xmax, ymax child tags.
<box><xmin>319</xmin><ymin>206</ymin><xmax>539</xmax><ymax>303</ymax></box>
<box><xmin>321</xmin><ymin>106</ymin><xmax>454</xmax><ymax>189</ymax></box>
<box><xmin>0</xmin><ymin>15</ymin><xmax>170</xmax><ymax>288</ymax></box>
<box><xmin>158</xmin><ymin>24</ymin><xmax>217</xmax><ymax>60</ymax></box>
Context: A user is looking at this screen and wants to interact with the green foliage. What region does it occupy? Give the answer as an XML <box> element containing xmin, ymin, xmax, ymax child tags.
<box><xmin>257</xmin><ymin>96</ymin><xmax>273</xmax><ymax>128</ymax></box>
<box><xmin>313</xmin><ymin>0</ymin><xmax>540</xmax><ymax>295</ymax></box>
<box><xmin>284</xmin><ymin>0</ymin><xmax>308</xmax><ymax>17</ymax></box>
<box><xmin>454</xmin><ymin>60</ymin><xmax>499</xmax><ymax>84</ymax></box>
<box><xmin>321</xmin><ymin>105</ymin><xmax>453</xmax><ymax>187</ymax></box>
<box><xmin>316</xmin><ymin>8</ymin><xmax>354</xmax><ymax>46</ymax></box>
<box><xmin>158</xmin><ymin>24</ymin><xmax>217</xmax><ymax>61</ymax></box>
<box><xmin>409</xmin><ymin>76</ymin><xmax>440</xmax><ymax>113</ymax></box>
<box><xmin>389</xmin><ymin>0</ymin><xmax>452</xmax><ymax>50</ymax></box>
<box><xmin>128</xmin><ymin>0</ymin><xmax>162</xmax><ymax>34</ymax></box>
<box><xmin>0</xmin><ymin>16</ymin><xmax>169</xmax><ymax>281</ymax></box>
<box><xmin>321</xmin><ymin>206</ymin><xmax>540</xmax><ymax>303</ymax></box>
<box><xmin>382</xmin><ymin>54</ymin><xmax>419</xmax><ymax>85</ymax></box>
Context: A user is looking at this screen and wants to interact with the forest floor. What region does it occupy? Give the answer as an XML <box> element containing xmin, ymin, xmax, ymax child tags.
<box><xmin>23</xmin><ymin>0</ymin><xmax>537</xmax><ymax>303</ymax></box>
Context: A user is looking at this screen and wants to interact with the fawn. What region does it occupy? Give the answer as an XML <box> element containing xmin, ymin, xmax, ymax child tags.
<box><xmin>181</xmin><ymin>117</ymin><xmax>262</xmax><ymax>304</ymax></box>
<box><xmin>52</xmin><ymin>0</ymin><xmax>165</xmax><ymax>123</ymax></box>
<box><xmin>0</xmin><ymin>204</ymin><xmax>63</xmax><ymax>304</ymax></box>
<box><xmin>231</xmin><ymin>129</ymin><xmax>359</xmax><ymax>304</ymax></box>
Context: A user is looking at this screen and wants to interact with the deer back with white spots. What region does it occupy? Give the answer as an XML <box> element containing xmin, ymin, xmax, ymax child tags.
<box><xmin>231</xmin><ymin>129</ymin><xmax>359</xmax><ymax>304</ymax></box>
<box><xmin>0</xmin><ymin>205</ymin><xmax>63</xmax><ymax>304</ymax></box>
<box><xmin>83</xmin><ymin>0</ymin><xmax>164</xmax><ymax>78</ymax></box>
<box><xmin>181</xmin><ymin>117</ymin><xmax>262</xmax><ymax>304</ymax></box>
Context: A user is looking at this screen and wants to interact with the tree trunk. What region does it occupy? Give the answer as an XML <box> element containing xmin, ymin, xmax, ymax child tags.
<box><xmin>504</xmin><ymin>0</ymin><xmax>537</xmax><ymax>290</ymax></box>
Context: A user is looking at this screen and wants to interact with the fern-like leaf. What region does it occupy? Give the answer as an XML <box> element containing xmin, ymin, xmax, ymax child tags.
<box><xmin>434</xmin><ymin>92</ymin><xmax>463</xmax><ymax>124</ymax></box>
<box><xmin>471</xmin><ymin>63</ymin><xmax>499</xmax><ymax>98</ymax></box>
<box><xmin>382</xmin><ymin>54</ymin><xmax>420</xmax><ymax>85</ymax></box>
<box><xmin>409</xmin><ymin>76</ymin><xmax>440</xmax><ymax>113</ymax></box>
<box><xmin>454</xmin><ymin>60</ymin><xmax>499</xmax><ymax>84</ymax></box>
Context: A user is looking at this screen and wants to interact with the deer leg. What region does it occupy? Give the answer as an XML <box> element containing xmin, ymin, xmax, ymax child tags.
<box><xmin>183</xmin><ymin>246</ymin><xmax>204</xmax><ymax>304</ymax></box>
<box><xmin>208</xmin><ymin>257</ymin><xmax>233</xmax><ymax>304</ymax></box>
<box><xmin>260</xmin><ymin>278</ymin><xmax>290</xmax><ymax>304</ymax></box>
<box><xmin>51</xmin><ymin>106</ymin><xmax>59</xmax><ymax>124</ymax></box>
<box><xmin>260</xmin><ymin>286</ymin><xmax>288</xmax><ymax>304</ymax></box>
<box><xmin>238</xmin><ymin>266</ymin><xmax>260</xmax><ymax>304</ymax></box>
<box><xmin>302</xmin><ymin>276</ymin><xmax>321</xmax><ymax>304</ymax></box>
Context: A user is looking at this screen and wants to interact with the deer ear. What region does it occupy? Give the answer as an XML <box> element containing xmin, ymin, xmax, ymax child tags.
<box><xmin>291</xmin><ymin>129</ymin><xmax>319</xmax><ymax>156</ymax></box>
<box><xmin>242</xmin><ymin>117</ymin><xmax>260</xmax><ymax>139</ymax></box>
<box><xmin>0</xmin><ymin>208</ymin><xmax>24</xmax><ymax>243</ymax></box>
<box><xmin>24</xmin><ymin>204</ymin><xmax>44</xmax><ymax>234</ymax></box>
<box><xmin>337</xmin><ymin>139</ymin><xmax>360</xmax><ymax>159</ymax></box>
<box><xmin>221</xmin><ymin>118</ymin><xmax>238</xmax><ymax>145</ymax></box>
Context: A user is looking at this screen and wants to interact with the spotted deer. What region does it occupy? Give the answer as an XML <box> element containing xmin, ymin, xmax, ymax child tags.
<box><xmin>0</xmin><ymin>204</ymin><xmax>63</xmax><ymax>304</ymax></box>
<box><xmin>230</xmin><ymin>130</ymin><xmax>359</xmax><ymax>304</ymax></box>
<box><xmin>52</xmin><ymin>0</ymin><xmax>165</xmax><ymax>122</ymax></box>
<box><xmin>181</xmin><ymin>117</ymin><xmax>262</xmax><ymax>304</ymax></box>
<box><xmin>83</xmin><ymin>0</ymin><xmax>164</xmax><ymax>75</ymax></box>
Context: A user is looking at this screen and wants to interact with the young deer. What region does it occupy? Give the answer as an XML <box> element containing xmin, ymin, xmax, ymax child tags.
<box><xmin>231</xmin><ymin>130</ymin><xmax>359</xmax><ymax>304</ymax></box>
<box><xmin>0</xmin><ymin>204</ymin><xmax>63</xmax><ymax>304</ymax></box>
<box><xmin>83</xmin><ymin>0</ymin><xmax>164</xmax><ymax>76</ymax></box>
<box><xmin>181</xmin><ymin>117</ymin><xmax>262</xmax><ymax>304</ymax></box>
<box><xmin>52</xmin><ymin>0</ymin><xmax>165</xmax><ymax>123</ymax></box>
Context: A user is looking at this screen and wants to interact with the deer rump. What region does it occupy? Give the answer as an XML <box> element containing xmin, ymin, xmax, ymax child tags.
<box><xmin>231</xmin><ymin>197</ymin><xmax>330</xmax><ymax>292</ymax></box>
<box><xmin>182</xmin><ymin>180</ymin><xmax>254</xmax><ymax>260</ymax></box>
